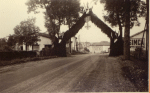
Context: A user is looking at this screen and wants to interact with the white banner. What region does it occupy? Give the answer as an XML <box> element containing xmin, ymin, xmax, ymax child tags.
<box><xmin>130</xmin><ymin>38</ymin><xmax>145</xmax><ymax>47</ymax></box>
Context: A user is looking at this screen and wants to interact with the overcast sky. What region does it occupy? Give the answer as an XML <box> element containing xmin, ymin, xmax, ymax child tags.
<box><xmin>0</xmin><ymin>0</ymin><xmax>146</xmax><ymax>42</ymax></box>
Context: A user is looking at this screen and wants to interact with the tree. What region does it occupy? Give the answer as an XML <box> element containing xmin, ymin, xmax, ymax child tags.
<box><xmin>26</xmin><ymin>0</ymin><xmax>80</xmax><ymax>40</ymax></box>
<box><xmin>13</xmin><ymin>18</ymin><xmax>40</xmax><ymax>51</ymax></box>
<box><xmin>26</xmin><ymin>0</ymin><xmax>81</xmax><ymax>55</ymax></box>
<box><xmin>0</xmin><ymin>38</ymin><xmax>7</xmax><ymax>51</ymax></box>
<box><xmin>7</xmin><ymin>35</ymin><xmax>17</xmax><ymax>49</ymax></box>
<box><xmin>63</xmin><ymin>0</ymin><xmax>80</xmax><ymax>53</ymax></box>
<box><xmin>100</xmin><ymin>0</ymin><xmax>147</xmax><ymax>59</ymax></box>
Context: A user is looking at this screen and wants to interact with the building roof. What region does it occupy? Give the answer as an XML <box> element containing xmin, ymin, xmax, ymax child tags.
<box><xmin>130</xmin><ymin>30</ymin><xmax>146</xmax><ymax>38</ymax></box>
<box><xmin>91</xmin><ymin>41</ymin><xmax>110</xmax><ymax>46</ymax></box>
<box><xmin>78</xmin><ymin>42</ymin><xmax>91</xmax><ymax>49</ymax></box>
<box><xmin>39</xmin><ymin>33</ymin><xmax>50</xmax><ymax>38</ymax></box>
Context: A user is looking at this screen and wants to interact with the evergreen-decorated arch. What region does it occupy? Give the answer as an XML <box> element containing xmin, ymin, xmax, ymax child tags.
<box><xmin>54</xmin><ymin>10</ymin><xmax>123</xmax><ymax>57</ymax></box>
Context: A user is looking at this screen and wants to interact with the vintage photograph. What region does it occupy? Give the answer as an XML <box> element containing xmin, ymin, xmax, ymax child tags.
<box><xmin>0</xmin><ymin>0</ymin><xmax>149</xmax><ymax>92</ymax></box>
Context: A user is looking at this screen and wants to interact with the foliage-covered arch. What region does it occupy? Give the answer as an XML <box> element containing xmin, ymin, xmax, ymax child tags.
<box><xmin>62</xmin><ymin>11</ymin><xmax>117</xmax><ymax>43</ymax></box>
<box><xmin>55</xmin><ymin>10</ymin><xmax>123</xmax><ymax>56</ymax></box>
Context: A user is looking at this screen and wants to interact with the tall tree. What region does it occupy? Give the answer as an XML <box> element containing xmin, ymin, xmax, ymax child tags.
<box><xmin>7</xmin><ymin>35</ymin><xmax>17</xmax><ymax>49</ymax></box>
<box><xmin>100</xmin><ymin>0</ymin><xmax>147</xmax><ymax>59</ymax></box>
<box><xmin>26</xmin><ymin>0</ymin><xmax>80</xmax><ymax>55</ymax></box>
<box><xmin>26</xmin><ymin>0</ymin><xmax>80</xmax><ymax>41</ymax></box>
<box><xmin>13</xmin><ymin>18</ymin><xmax>40</xmax><ymax>51</ymax></box>
<box><xmin>0</xmin><ymin>38</ymin><xmax>7</xmax><ymax>51</ymax></box>
<box><xmin>64</xmin><ymin>0</ymin><xmax>80</xmax><ymax>53</ymax></box>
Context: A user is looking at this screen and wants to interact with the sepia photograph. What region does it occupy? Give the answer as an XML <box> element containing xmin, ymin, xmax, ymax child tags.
<box><xmin>0</xmin><ymin>0</ymin><xmax>149</xmax><ymax>92</ymax></box>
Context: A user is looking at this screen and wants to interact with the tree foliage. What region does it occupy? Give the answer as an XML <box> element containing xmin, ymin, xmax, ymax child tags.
<box><xmin>0</xmin><ymin>38</ymin><xmax>7</xmax><ymax>51</ymax></box>
<box><xmin>26</xmin><ymin>0</ymin><xmax>80</xmax><ymax>42</ymax></box>
<box><xmin>13</xmin><ymin>18</ymin><xmax>40</xmax><ymax>50</ymax></box>
<box><xmin>100</xmin><ymin>0</ymin><xmax>146</xmax><ymax>36</ymax></box>
<box><xmin>0</xmin><ymin>38</ymin><xmax>13</xmax><ymax>51</ymax></box>
<box><xmin>100</xmin><ymin>0</ymin><xmax>147</xmax><ymax>59</ymax></box>
<box><xmin>7</xmin><ymin>35</ymin><xmax>17</xmax><ymax>47</ymax></box>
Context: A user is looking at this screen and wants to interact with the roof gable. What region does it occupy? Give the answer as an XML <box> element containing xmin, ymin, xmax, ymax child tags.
<box><xmin>130</xmin><ymin>30</ymin><xmax>146</xmax><ymax>38</ymax></box>
<box><xmin>39</xmin><ymin>33</ymin><xmax>50</xmax><ymax>39</ymax></box>
<box><xmin>91</xmin><ymin>41</ymin><xmax>110</xmax><ymax>46</ymax></box>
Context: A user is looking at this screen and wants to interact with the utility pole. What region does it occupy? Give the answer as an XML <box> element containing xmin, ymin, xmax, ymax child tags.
<box><xmin>68</xmin><ymin>20</ymin><xmax>72</xmax><ymax>54</ymax></box>
<box><xmin>76</xmin><ymin>37</ymin><xmax>78</xmax><ymax>51</ymax></box>
<box><xmin>74</xmin><ymin>36</ymin><xmax>76</xmax><ymax>51</ymax></box>
<box><xmin>78</xmin><ymin>35</ymin><xmax>80</xmax><ymax>51</ymax></box>
<box><xmin>146</xmin><ymin>0</ymin><xmax>149</xmax><ymax>60</ymax></box>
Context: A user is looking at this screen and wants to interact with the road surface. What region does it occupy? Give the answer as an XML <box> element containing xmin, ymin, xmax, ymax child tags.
<box><xmin>0</xmin><ymin>54</ymin><xmax>138</xmax><ymax>92</ymax></box>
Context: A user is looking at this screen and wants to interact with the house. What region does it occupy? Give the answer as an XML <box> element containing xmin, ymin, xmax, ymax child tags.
<box><xmin>130</xmin><ymin>30</ymin><xmax>147</xmax><ymax>51</ymax></box>
<box><xmin>77</xmin><ymin>42</ymin><xmax>91</xmax><ymax>51</ymax></box>
<box><xmin>17</xmin><ymin>33</ymin><xmax>53</xmax><ymax>51</ymax></box>
<box><xmin>88</xmin><ymin>41</ymin><xmax>110</xmax><ymax>53</ymax></box>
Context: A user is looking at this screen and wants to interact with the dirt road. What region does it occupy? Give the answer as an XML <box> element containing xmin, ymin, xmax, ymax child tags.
<box><xmin>0</xmin><ymin>54</ymin><xmax>138</xmax><ymax>92</ymax></box>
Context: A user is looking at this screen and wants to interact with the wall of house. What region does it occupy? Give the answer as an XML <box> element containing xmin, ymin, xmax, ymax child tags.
<box><xmin>23</xmin><ymin>44</ymin><xmax>32</xmax><ymax>51</ymax></box>
<box><xmin>71</xmin><ymin>37</ymin><xmax>77</xmax><ymax>51</ymax></box>
<box><xmin>130</xmin><ymin>31</ymin><xmax>146</xmax><ymax>51</ymax></box>
<box><xmin>22</xmin><ymin>36</ymin><xmax>52</xmax><ymax>51</ymax></box>
<box><xmin>103</xmin><ymin>46</ymin><xmax>110</xmax><ymax>52</ymax></box>
<box><xmin>38</xmin><ymin>36</ymin><xmax>52</xmax><ymax>51</ymax></box>
<box><xmin>89</xmin><ymin>45</ymin><xmax>110</xmax><ymax>53</ymax></box>
<box><xmin>89</xmin><ymin>46</ymin><xmax>103</xmax><ymax>53</ymax></box>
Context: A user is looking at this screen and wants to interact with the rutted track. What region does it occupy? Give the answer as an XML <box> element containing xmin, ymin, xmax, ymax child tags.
<box><xmin>0</xmin><ymin>54</ymin><xmax>138</xmax><ymax>92</ymax></box>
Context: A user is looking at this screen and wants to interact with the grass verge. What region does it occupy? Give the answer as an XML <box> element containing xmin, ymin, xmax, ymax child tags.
<box><xmin>118</xmin><ymin>56</ymin><xmax>148</xmax><ymax>92</ymax></box>
<box><xmin>0</xmin><ymin>56</ymin><xmax>57</xmax><ymax>67</ymax></box>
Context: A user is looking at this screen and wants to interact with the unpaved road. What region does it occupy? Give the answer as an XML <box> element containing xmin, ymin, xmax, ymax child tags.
<box><xmin>0</xmin><ymin>54</ymin><xmax>138</xmax><ymax>92</ymax></box>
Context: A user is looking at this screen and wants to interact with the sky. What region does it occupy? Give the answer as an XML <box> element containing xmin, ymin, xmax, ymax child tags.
<box><xmin>0</xmin><ymin>0</ymin><xmax>146</xmax><ymax>42</ymax></box>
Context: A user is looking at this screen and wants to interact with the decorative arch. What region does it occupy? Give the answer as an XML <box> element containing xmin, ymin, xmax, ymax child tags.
<box><xmin>55</xmin><ymin>10</ymin><xmax>123</xmax><ymax>56</ymax></box>
<box><xmin>62</xmin><ymin>11</ymin><xmax>117</xmax><ymax>43</ymax></box>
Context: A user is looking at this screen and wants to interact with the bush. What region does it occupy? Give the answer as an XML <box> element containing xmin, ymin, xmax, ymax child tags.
<box><xmin>84</xmin><ymin>47</ymin><xmax>90</xmax><ymax>52</ymax></box>
<box><xmin>40</xmin><ymin>48</ymin><xmax>54</xmax><ymax>57</ymax></box>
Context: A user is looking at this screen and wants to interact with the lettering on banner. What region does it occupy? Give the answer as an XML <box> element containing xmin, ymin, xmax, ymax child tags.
<box><xmin>130</xmin><ymin>38</ymin><xmax>145</xmax><ymax>47</ymax></box>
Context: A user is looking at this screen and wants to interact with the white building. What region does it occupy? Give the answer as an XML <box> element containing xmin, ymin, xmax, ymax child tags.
<box><xmin>88</xmin><ymin>41</ymin><xmax>110</xmax><ymax>53</ymax></box>
<box><xmin>130</xmin><ymin>30</ymin><xmax>147</xmax><ymax>51</ymax></box>
<box><xmin>18</xmin><ymin>33</ymin><xmax>52</xmax><ymax>51</ymax></box>
<box><xmin>77</xmin><ymin>42</ymin><xmax>91</xmax><ymax>51</ymax></box>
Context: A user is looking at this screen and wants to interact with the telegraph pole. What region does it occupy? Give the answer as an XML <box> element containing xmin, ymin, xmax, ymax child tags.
<box><xmin>146</xmin><ymin>0</ymin><xmax>149</xmax><ymax>60</ymax></box>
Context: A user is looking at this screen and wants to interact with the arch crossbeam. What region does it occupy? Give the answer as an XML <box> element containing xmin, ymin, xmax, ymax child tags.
<box><xmin>61</xmin><ymin>11</ymin><xmax>117</xmax><ymax>44</ymax></box>
<box><xmin>61</xmin><ymin>13</ymin><xmax>89</xmax><ymax>43</ymax></box>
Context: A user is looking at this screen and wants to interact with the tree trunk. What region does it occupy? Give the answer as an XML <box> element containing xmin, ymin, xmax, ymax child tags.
<box><xmin>124</xmin><ymin>0</ymin><xmax>130</xmax><ymax>60</ymax></box>
<box><xmin>76</xmin><ymin>42</ymin><xmax>78</xmax><ymax>51</ymax></box>
<box><xmin>109</xmin><ymin>37</ymin><xmax>114</xmax><ymax>56</ymax></box>
<box><xmin>116</xmin><ymin>12</ymin><xmax>123</xmax><ymax>55</ymax></box>
<box><xmin>69</xmin><ymin>39</ymin><xmax>71</xmax><ymax>53</ymax></box>
<box><xmin>68</xmin><ymin>18</ymin><xmax>72</xmax><ymax>54</ymax></box>
<box><xmin>58</xmin><ymin>41</ymin><xmax>67</xmax><ymax>57</ymax></box>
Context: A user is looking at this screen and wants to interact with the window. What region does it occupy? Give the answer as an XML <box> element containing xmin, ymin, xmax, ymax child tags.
<box><xmin>45</xmin><ymin>45</ymin><xmax>52</xmax><ymax>49</ymax></box>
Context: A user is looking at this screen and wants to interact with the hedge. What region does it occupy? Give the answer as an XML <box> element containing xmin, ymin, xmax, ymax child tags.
<box><xmin>0</xmin><ymin>51</ymin><xmax>36</xmax><ymax>61</ymax></box>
